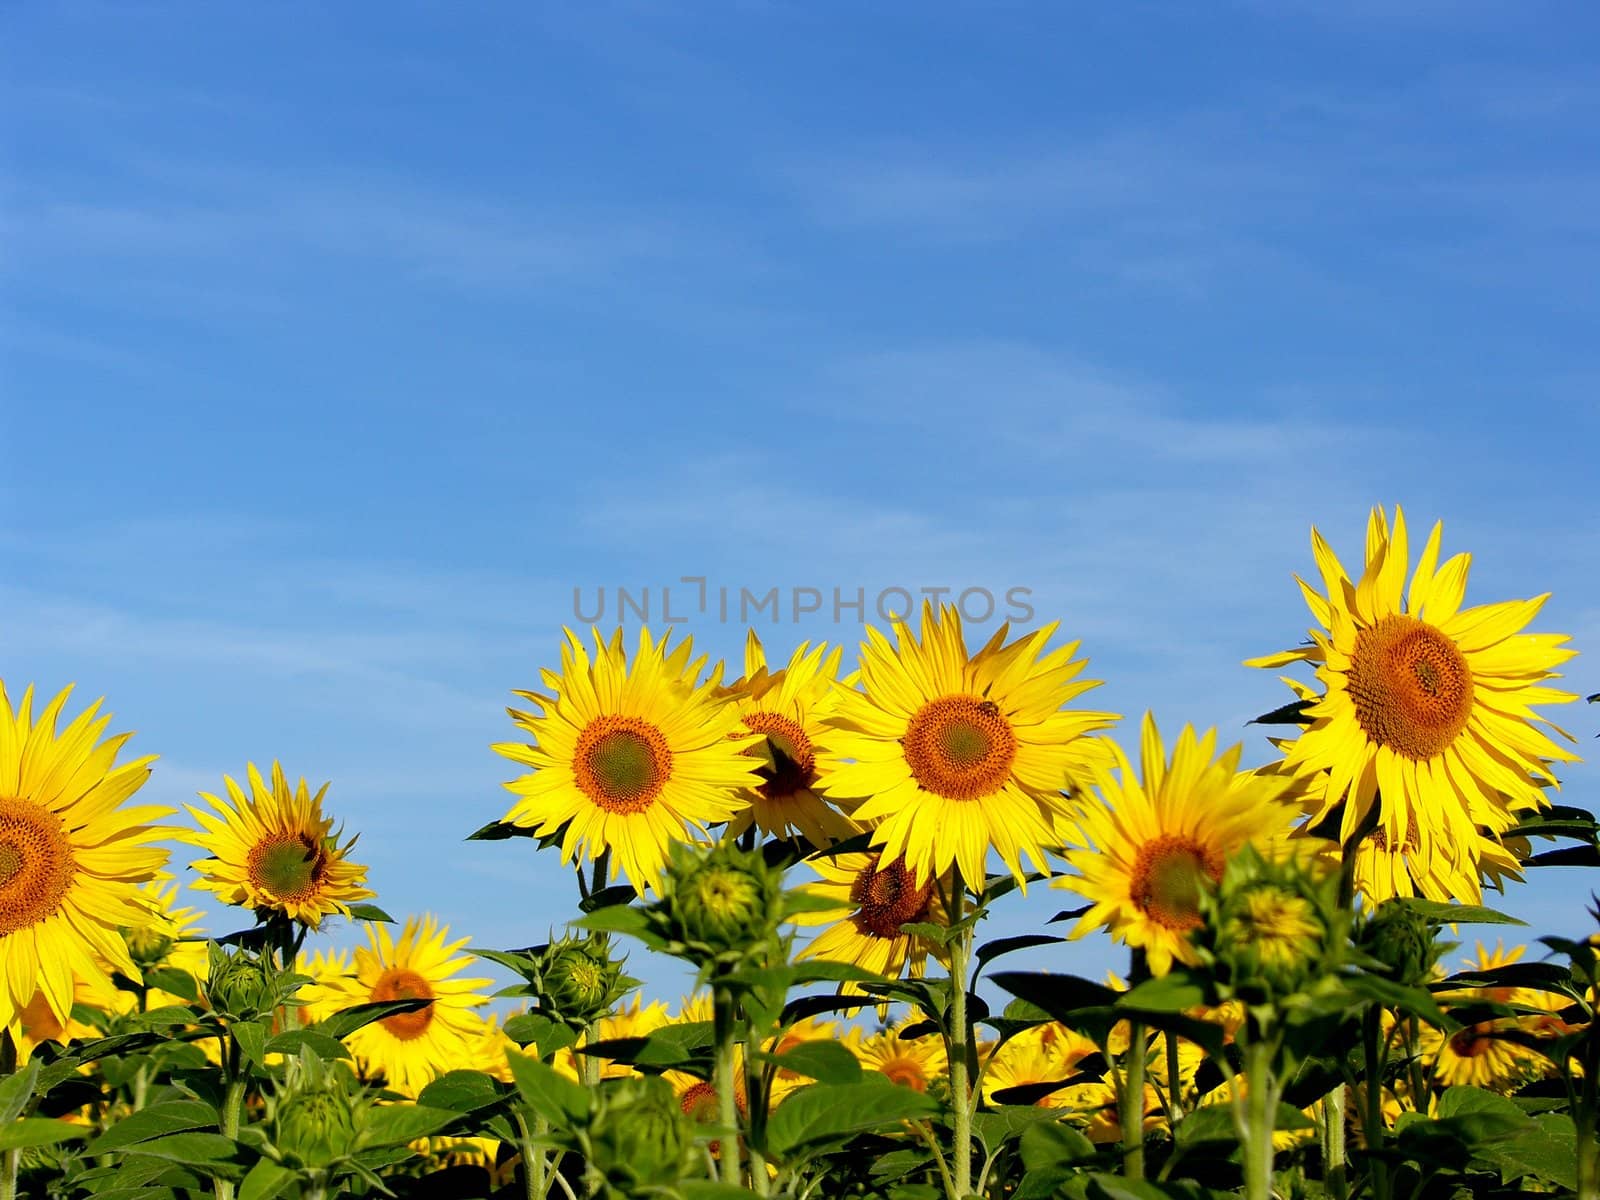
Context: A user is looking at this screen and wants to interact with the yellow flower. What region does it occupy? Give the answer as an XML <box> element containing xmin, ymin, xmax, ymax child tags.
<box><xmin>1420</xmin><ymin>942</ymin><xmax>1562</xmax><ymax>1092</ymax></box>
<box><xmin>0</xmin><ymin>683</ymin><xmax>169</xmax><ymax>1036</ymax></box>
<box><xmin>494</xmin><ymin>627</ymin><xmax>762</xmax><ymax>893</ymax></box>
<box><xmin>794</xmin><ymin>852</ymin><xmax>948</xmax><ymax>986</ymax></box>
<box><xmin>847</xmin><ymin>1014</ymin><xmax>948</xmax><ymax>1093</ymax></box>
<box><xmin>1058</xmin><ymin>714</ymin><xmax>1303</xmax><ymax>975</ymax></box>
<box><xmin>554</xmin><ymin>994</ymin><xmax>671</xmax><ymax>1082</ymax></box>
<box><xmin>187</xmin><ymin>762</ymin><xmax>372</xmax><ymax>929</ymax></box>
<box><xmin>981</xmin><ymin>1023</ymin><xmax>1095</xmax><ymax>1108</ymax></box>
<box><xmin>1055</xmin><ymin>1073</ymin><xmax>1164</xmax><ymax>1144</ymax></box>
<box><xmin>724</xmin><ymin>632</ymin><xmax>858</xmax><ymax>848</ymax></box>
<box><xmin>300</xmin><ymin>916</ymin><xmax>491</xmax><ymax>1098</ymax></box>
<box><xmin>818</xmin><ymin>603</ymin><xmax>1117</xmax><ymax>887</ymax></box>
<box><xmin>1249</xmin><ymin>506</ymin><xmax>1580</xmax><ymax>902</ymax></box>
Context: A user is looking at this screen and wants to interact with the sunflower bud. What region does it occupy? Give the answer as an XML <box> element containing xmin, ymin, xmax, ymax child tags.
<box><xmin>1357</xmin><ymin>900</ymin><xmax>1442</xmax><ymax>988</ymax></box>
<box><xmin>653</xmin><ymin>841</ymin><xmax>784</xmax><ymax>970</ymax></box>
<box><xmin>123</xmin><ymin>922</ymin><xmax>175</xmax><ymax>970</ymax></box>
<box><xmin>1199</xmin><ymin>845</ymin><xmax>1343</xmax><ymax>1000</ymax></box>
<box><xmin>205</xmin><ymin>945</ymin><xmax>276</xmax><ymax>1019</ymax></box>
<box><xmin>535</xmin><ymin>932</ymin><xmax>634</xmax><ymax>1031</ymax></box>
<box><xmin>271</xmin><ymin>1053</ymin><xmax>367</xmax><ymax>1169</ymax></box>
<box><xmin>581</xmin><ymin>1077</ymin><xmax>699</xmax><ymax>1197</ymax></box>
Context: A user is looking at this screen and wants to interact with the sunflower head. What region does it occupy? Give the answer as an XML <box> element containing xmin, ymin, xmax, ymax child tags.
<box><xmin>1357</xmin><ymin>899</ymin><xmax>1444</xmax><ymax>988</ymax></box>
<box><xmin>187</xmin><ymin>762</ymin><xmax>373</xmax><ymax>930</ymax></box>
<box><xmin>269</xmin><ymin>1050</ymin><xmax>369</xmax><ymax>1170</ymax></box>
<box><xmin>1198</xmin><ymin>845</ymin><xmax>1343</xmax><ymax>1000</ymax></box>
<box><xmin>532</xmin><ymin>932</ymin><xmax>636</xmax><ymax>1032</ymax></box>
<box><xmin>651</xmin><ymin>840</ymin><xmax>785</xmax><ymax>972</ymax></box>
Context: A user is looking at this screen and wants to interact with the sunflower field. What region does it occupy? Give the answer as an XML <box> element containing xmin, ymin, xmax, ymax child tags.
<box><xmin>3</xmin><ymin>504</ymin><xmax>1598</xmax><ymax>1200</ymax></box>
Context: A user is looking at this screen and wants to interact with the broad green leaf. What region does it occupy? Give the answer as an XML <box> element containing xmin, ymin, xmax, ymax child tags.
<box><xmin>263</xmin><ymin>1029</ymin><xmax>350</xmax><ymax>1060</ymax></box>
<box><xmin>506</xmin><ymin>1048</ymin><xmax>589</xmax><ymax>1124</ymax></box>
<box><xmin>0</xmin><ymin>1116</ymin><xmax>87</xmax><ymax>1151</ymax></box>
<box><xmin>763</xmin><ymin>1080</ymin><xmax>938</xmax><ymax>1161</ymax></box>
<box><xmin>574</xmin><ymin>905</ymin><xmax>652</xmax><ymax>939</ymax></box>
<box><xmin>239</xmin><ymin>1158</ymin><xmax>299</xmax><ymax>1200</ymax></box>
<box><xmin>417</xmin><ymin>1070</ymin><xmax>505</xmax><ymax>1113</ymax></box>
<box><xmin>1018</xmin><ymin>1119</ymin><xmax>1097</xmax><ymax>1171</ymax></box>
<box><xmin>759</xmin><ymin>1039</ymin><xmax>861</xmax><ymax>1084</ymax></box>
<box><xmin>120</xmin><ymin>1131</ymin><xmax>246</xmax><ymax>1171</ymax></box>
<box><xmin>1120</xmin><ymin>972</ymin><xmax>1206</xmax><ymax>1013</ymax></box>
<box><xmin>1392</xmin><ymin>899</ymin><xmax>1526</xmax><ymax>926</ymax></box>
<box><xmin>976</xmin><ymin>934</ymin><xmax>1068</xmax><ymax>970</ymax></box>
<box><xmin>502</xmin><ymin>1012</ymin><xmax>579</xmax><ymax>1056</ymax></box>
<box><xmin>231</xmin><ymin>1020</ymin><xmax>267</xmax><ymax>1072</ymax></box>
<box><xmin>346</xmin><ymin>903</ymin><xmax>395</xmax><ymax>923</ymax></box>
<box><xmin>142</xmin><ymin>967</ymin><xmax>201</xmax><ymax>1003</ymax></box>
<box><xmin>361</xmin><ymin>1103</ymin><xmax>462</xmax><ymax>1146</ymax></box>
<box><xmin>311</xmin><ymin>998</ymin><xmax>429</xmax><ymax>1041</ymax></box>
<box><xmin>86</xmin><ymin>1099</ymin><xmax>219</xmax><ymax>1153</ymax></box>
<box><xmin>0</xmin><ymin>1059</ymin><xmax>39</xmax><ymax>1124</ymax></box>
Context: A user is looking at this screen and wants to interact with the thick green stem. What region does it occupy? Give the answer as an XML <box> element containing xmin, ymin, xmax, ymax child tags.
<box><xmin>1362</xmin><ymin>1005</ymin><xmax>1389</xmax><ymax>1200</ymax></box>
<box><xmin>514</xmin><ymin>1110</ymin><xmax>548</xmax><ymax>1200</ymax></box>
<box><xmin>712</xmin><ymin>989</ymin><xmax>744</xmax><ymax>1186</ymax></box>
<box><xmin>947</xmin><ymin>884</ymin><xmax>974</xmax><ymax>1200</ymax></box>
<box><xmin>1121</xmin><ymin>1022</ymin><xmax>1147</xmax><ymax>1180</ymax></box>
<box><xmin>214</xmin><ymin>1061</ymin><xmax>247</xmax><ymax>1200</ymax></box>
<box><xmin>1164</xmin><ymin>1033</ymin><xmax>1183</xmax><ymax>1123</ymax></box>
<box><xmin>1323</xmin><ymin>1084</ymin><xmax>1348</xmax><ymax>1200</ymax></box>
<box><xmin>1576</xmin><ymin>1031</ymin><xmax>1599</xmax><ymax>1200</ymax></box>
<box><xmin>0</xmin><ymin>1033</ymin><xmax>15</xmax><ymax>1200</ymax></box>
<box><xmin>1243</xmin><ymin>1040</ymin><xmax>1278</xmax><ymax>1200</ymax></box>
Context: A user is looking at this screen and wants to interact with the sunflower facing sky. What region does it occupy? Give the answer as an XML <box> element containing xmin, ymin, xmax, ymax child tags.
<box><xmin>1058</xmin><ymin>714</ymin><xmax>1304</xmax><ymax>975</ymax></box>
<box><xmin>818</xmin><ymin>603</ymin><xmax>1117</xmax><ymax>888</ymax></box>
<box><xmin>723</xmin><ymin>631</ymin><xmax>858</xmax><ymax>848</ymax></box>
<box><xmin>494</xmin><ymin>626</ymin><xmax>762</xmax><ymax>893</ymax></box>
<box><xmin>0</xmin><ymin>683</ymin><xmax>170</xmax><ymax>1036</ymax></box>
<box><xmin>1248</xmin><ymin>506</ymin><xmax>1580</xmax><ymax>901</ymax></box>
<box><xmin>794</xmin><ymin>851</ymin><xmax>949</xmax><ymax>984</ymax></box>
<box><xmin>302</xmin><ymin>916</ymin><xmax>492</xmax><ymax>1098</ymax></box>
<box><xmin>187</xmin><ymin>762</ymin><xmax>373</xmax><ymax>929</ymax></box>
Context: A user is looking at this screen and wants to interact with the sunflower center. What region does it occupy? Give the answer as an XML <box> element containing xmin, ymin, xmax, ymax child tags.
<box><xmin>0</xmin><ymin>797</ymin><xmax>76</xmax><ymax>935</ymax></box>
<box><xmin>573</xmin><ymin>717</ymin><xmax>672</xmax><ymax>814</ymax></box>
<box><xmin>743</xmin><ymin>711</ymin><xmax>817</xmax><ymax>802</ymax></box>
<box><xmin>1448</xmin><ymin>1021</ymin><xmax>1495</xmax><ymax>1059</ymax></box>
<box><xmin>850</xmin><ymin>855</ymin><xmax>935</xmax><ymax>939</ymax></box>
<box><xmin>903</xmin><ymin>695</ymin><xmax>1017</xmax><ymax>801</ymax></box>
<box><xmin>1348</xmin><ymin>615</ymin><xmax>1474</xmax><ymax>760</ymax></box>
<box><xmin>247</xmin><ymin>834</ymin><xmax>328</xmax><ymax>902</ymax></box>
<box><xmin>880</xmin><ymin>1054</ymin><xmax>930</xmax><ymax>1092</ymax></box>
<box><xmin>1130</xmin><ymin>835</ymin><xmax>1221</xmax><ymax>933</ymax></box>
<box><xmin>371</xmin><ymin>968</ymin><xmax>435</xmax><ymax>1041</ymax></box>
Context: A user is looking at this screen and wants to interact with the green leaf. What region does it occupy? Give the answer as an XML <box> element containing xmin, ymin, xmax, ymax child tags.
<box><xmin>119</xmin><ymin>1131</ymin><xmax>246</xmax><ymax>1171</ymax></box>
<box><xmin>1392</xmin><ymin>899</ymin><xmax>1526</xmax><ymax>926</ymax></box>
<box><xmin>134</xmin><ymin>1004</ymin><xmax>198</xmax><ymax>1027</ymax></box>
<box><xmin>142</xmin><ymin>967</ymin><xmax>201</xmax><ymax>1003</ymax></box>
<box><xmin>579</xmin><ymin>885</ymin><xmax>638</xmax><ymax>913</ymax></box>
<box><xmin>1120</xmin><ymin>972</ymin><xmax>1206</xmax><ymax>1013</ymax></box>
<box><xmin>1019</xmin><ymin>1119</ymin><xmax>1097</xmax><ymax>1170</ymax></box>
<box><xmin>345</xmin><ymin>902</ymin><xmax>394</xmax><ymax>922</ymax></box>
<box><xmin>678</xmin><ymin>1184</ymin><xmax>761</xmax><ymax>1199</ymax></box>
<box><xmin>416</xmin><ymin>1070</ymin><xmax>506</xmax><ymax>1113</ymax></box>
<box><xmin>238</xmin><ymin>1158</ymin><xmax>299</xmax><ymax>1200</ymax></box>
<box><xmin>361</xmin><ymin>1103</ymin><xmax>462</xmax><ymax>1146</ymax></box>
<box><xmin>0</xmin><ymin>1059</ymin><xmax>39</xmax><ymax>1124</ymax></box>
<box><xmin>466</xmin><ymin>820</ymin><xmax>536</xmax><ymax>841</ymax></box>
<box><xmin>991</xmin><ymin>971</ymin><xmax>1120</xmax><ymax>1016</ymax></box>
<box><xmin>231</xmin><ymin>1020</ymin><xmax>267</xmax><ymax>1072</ymax></box>
<box><xmin>263</xmin><ymin>1029</ymin><xmax>350</xmax><ymax>1060</ymax></box>
<box><xmin>763</xmin><ymin>1080</ymin><xmax>938</xmax><ymax>1161</ymax></box>
<box><xmin>574</xmin><ymin>905</ymin><xmax>652</xmax><ymax>939</ymax></box>
<box><xmin>502</xmin><ymin>1013</ymin><xmax>580</xmax><ymax>1055</ymax></box>
<box><xmin>0</xmin><ymin>1116</ymin><xmax>88</xmax><ymax>1151</ymax></box>
<box><xmin>1343</xmin><ymin>975</ymin><xmax>1451</xmax><ymax>1026</ymax></box>
<box><xmin>1476</xmin><ymin>1110</ymin><xmax>1577</xmax><ymax>1190</ymax></box>
<box><xmin>759</xmin><ymin>1039</ymin><xmax>861</xmax><ymax>1085</ymax></box>
<box><xmin>311</xmin><ymin>998</ymin><xmax>429</xmax><ymax>1041</ymax></box>
<box><xmin>505</xmin><ymin>1048</ymin><xmax>589</xmax><ymax>1125</ymax></box>
<box><xmin>86</xmin><ymin>1099</ymin><xmax>219</xmax><ymax>1153</ymax></box>
<box><xmin>976</xmin><ymin>934</ymin><xmax>1068</xmax><ymax>970</ymax></box>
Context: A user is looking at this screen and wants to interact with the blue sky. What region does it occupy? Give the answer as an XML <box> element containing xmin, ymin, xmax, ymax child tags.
<box><xmin>3</xmin><ymin>2</ymin><xmax>1598</xmax><ymax>1003</ymax></box>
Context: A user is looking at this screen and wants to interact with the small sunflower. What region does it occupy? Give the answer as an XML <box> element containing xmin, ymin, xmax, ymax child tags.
<box><xmin>982</xmin><ymin>1024</ymin><xmax>1095</xmax><ymax>1108</ymax></box>
<box><xmin>1248</xmin><ymin>506</ymin><xmax>1580</xmax><ymax>901</ymax></box>
<box><xmin>1421</xmin><ymin>941</ymin><xmax>1561</xmax><ymax>1091</ymax></box>
<box><xmin>302</xmin><ymin>916</ymin><xmax>492</xmax><ymax>1098</ymax></box>
<box><xmin>818</xmin><ymin>603</ymin><xmax>1117</xmax><ymax>887</ymax></box>
<box><xmin>1058</xmin><ymin>714</ymin><xmax>1303</xmax><ymax>975</ymax></box>
<box><xmin>847</xmin><ymin>1014</ymin><xmax>948</xmax><ymax>1093</ymax></box>
<box><xmin>0</xmin><ymin>683</ymin><xmax>170</xmax><ymax>1036</ymax></box>
<box><xmin>494</xmin><ymin>627</ymin><xmax>762</xmax><ymax>894</ymax></box>
<box><xmin>724</xmin><ymin>632</ymin><xmax>858</xmax><ymax>848</ymax></box>
<box><xmin>1055</xmin><ymin>1072</ymin><xmax>1165</xmax><ymax>1144</ymax></box>
<box><xmin>123</xmin><ymin>880</ymin><xmax>211</xmax><ymax>1001</ymax></box>
<box><xmin>794</xmin><ymin>851</ymin><xmax>949</xmax><ymax>985</ymax></box>
<box><xmin>187</xmin><ymin>762</ymin><xmax>372</xmax><ymax>929</ymax></box>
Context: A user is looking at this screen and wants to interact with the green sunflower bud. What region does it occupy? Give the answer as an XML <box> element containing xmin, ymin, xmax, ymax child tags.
<box><xmin>1357</xmin><ymin>900</ymin><xmax>1442</xmax><ymax>987</ymax></box>
<box><xmin>205</xmin><ymin>945</ymin><xmax>276</xmax><ymax>1018</ymax></box>
<box><xmin>653</xmin><ymin>841</ymin><xmax>784</xmax><ymax>969</ymax></box>
<box><xmin>123</xmin><ymin>923</ymin><xmax>175</xmax><ymax>970</ymax></box>
<box><xmin>1199</xmin><ymin>845</ymin><xmax>1343</xmax><ymax>1000</ymax></box>
<box><xmin>271</xmin><ymin>1054</ymin><xmax>367</xmax><ymax>1169</ymax></box>
<box><xmin>581</xmin><ymin>1076</ymin><xmax>699</xmax><ymax>1197</ymax></box>
<box><xmin>535</xmin><ymin>932</ymin><xmax>633</xmax><ymax>1030</ymax></box>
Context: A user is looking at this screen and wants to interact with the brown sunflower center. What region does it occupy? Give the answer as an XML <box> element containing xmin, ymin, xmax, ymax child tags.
<box><xmin>0</xmin><ymin>797</ymin><xmax>76</xmax><ymax>935</ymax></box>
<box><xmin>903</xmin><ymin>695</ymin><xmax>1017</xmax><ymax>801</ymax></box>
<box><xmin>371</xmin><ymin>968</ymin><xmax>435</xmax><ymax>1041</ymax></box>
<box><xmin>573</xmin><ymin>716</ymin><xmax>672</xmax><ymax>814</ymax></box>
<box><xmin>850</xmin><ymin>855</ymin><xmax>935</xmax><ymax>939</ymax></box>
<box><xmin>880</xmin><ymin>1054</ymin><xmax>930</xmax><ymax>1093</ymax></box>
<box><xmin>681</xmin><ymin>1079</ymin><xmax>747</xmax><ymax>1122</ymax></box>
<box><xmin>1130</xmin><ymin>835</ymin><xmax>1222</xmax><ymax>932</ymax></box>
<box><xmin>743</xmin><ymin>711</ymin><xmax>817</xmax><ymax>802</ymax></box>
<box><xmin>1347</xmin><ymin>615</ymin><xmax>1473</xmax><ymax>760</ymax></box>
<box><xmin>1449</xmin><ymin>1021</ymin><xmax>1496</xmax><ymax>1059</ymax></box>
<box><xmin>246</xmin><ymin>833</ymin><xmax>328</xmax><ymax>902</ymax></box>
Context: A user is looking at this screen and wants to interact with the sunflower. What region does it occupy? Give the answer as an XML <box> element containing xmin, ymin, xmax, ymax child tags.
<box><xmin>847</xmin><ymin>1014</ymin><xmax>948</xmax><ymax>1093</ymax></box>
<box><xmin>793</xmin><ymin>851</ymin><xmax>949</xmax><ymax>985</ymax></box>
<box><xmin>1420</xmin><ymin>941</ymin><xmax>1561</xmax><ymax>1091</ymax></box>
<box><xmin>123</xmin><ymin>880</ymin><xmax>211</xmax><ymax>1003</ymax></box>
<box><xmin>187</xmin><ymin>762</ymin><xmax>372</xmax><ymax>929</ymax></box>
<box><xmin>1248</xmin><ymin>506</ymin><xmax>1580</xmax><ymax>901</ymax></box>
<box><xmin>16</xmin><ymin>981</ymin><xmax>108</xmax><ymax>1063</ymax></box>
<box><xmin>1055</xmin><ymin>1073</ymin><xmax>1164</xmax><ymax>1144</ymax></box>
<box><xmin>555</xmin><ymin>994</ymin><xmax>671</xmax><ymax>1082</ymax></box>
<box><xmin>723</xmin><ymin>632</ymin><xmax>858</xmax><ymax>848</ymax></box>
<box><xmin>494</xmin><ymin>627</ymin><xmax>762</xmax><ymax>894</ymax></box>
<box><xmin>764</xmin><ymin>1015</ymin><xmax>849</xmax><ymax>1104</ymax></box>
<box><xmin>818</xmin><ymin>603</ymin><xmax>1116</xmax><ymax>888</ymax></box>
<box><xmin>294</xmin><ymin>947</ymin><xmax>356</xmax><ymax>1026</ymax></box>
<box><xmin>1057</xmin><ymin>714</ymin><xmax>1304</xmax><ymax>975</ymax></box>
<box><xmin>301</xmin><ymin>916</ymin><xmax>492</xmax><ymax>1098</ymax></box>
<box><xmin>982</xmin><ymin>1023</ymin><xmax>1095</xmax><ymax>1108</ymax></box>
<box><xmin>0</xmin><ymin>683</ymin><xmax>170</xmax><ymax>1036</ymax></box>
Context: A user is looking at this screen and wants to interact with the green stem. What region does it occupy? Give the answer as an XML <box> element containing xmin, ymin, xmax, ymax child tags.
<box><xmin>1576</xmin><ymin>1027</ymin><xmax>1599</xmax><ymax>1200</ymax></box>
<box><xmin>0</xmin><ymin>1031</ymin><xmax>15</xmax><ymax>1200</ymax></box>
<box><xmin>1243</xmin><ymin>1040</ymin><xmax>1278</xmax><ymax>1200</ymax></box>
<box><xmin>514</xmin><ymin>1110</ymin><xmax>548</xmax><ymax>1200</ymax></box>
<box><xmin>1165</xmin><ymin>1033</ymin><xmax>1183</xmax><ymax>1123</ymax></box>
<box><xmin>712</xmin><ymin>988</ymin><xmax>744</xmax><ymax>1186</ymax></box>
<box><xmin>214</xmin><ymin>1039</ymin><xmax>247</xmax><ymax>1200</ymax></box>
<box><xmin>1121</xmin><ymin>1022</ymin><xmax>1147</xmax><ymax>1180</ymax></box>
<box><xmin>947</xmin><ymin>880</ymin><xmax>974</xmax><ymax>1200</ymax></box>
<box><xmin>1362</xmin><ymin>1005</ymin><xmax>1389</xmax><ymax>1200</ymax></box>
<box><xmin>1323</xmin><ymin>1083</ymin><xmax>1348</xmax><ymax>1200</ymax></box>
